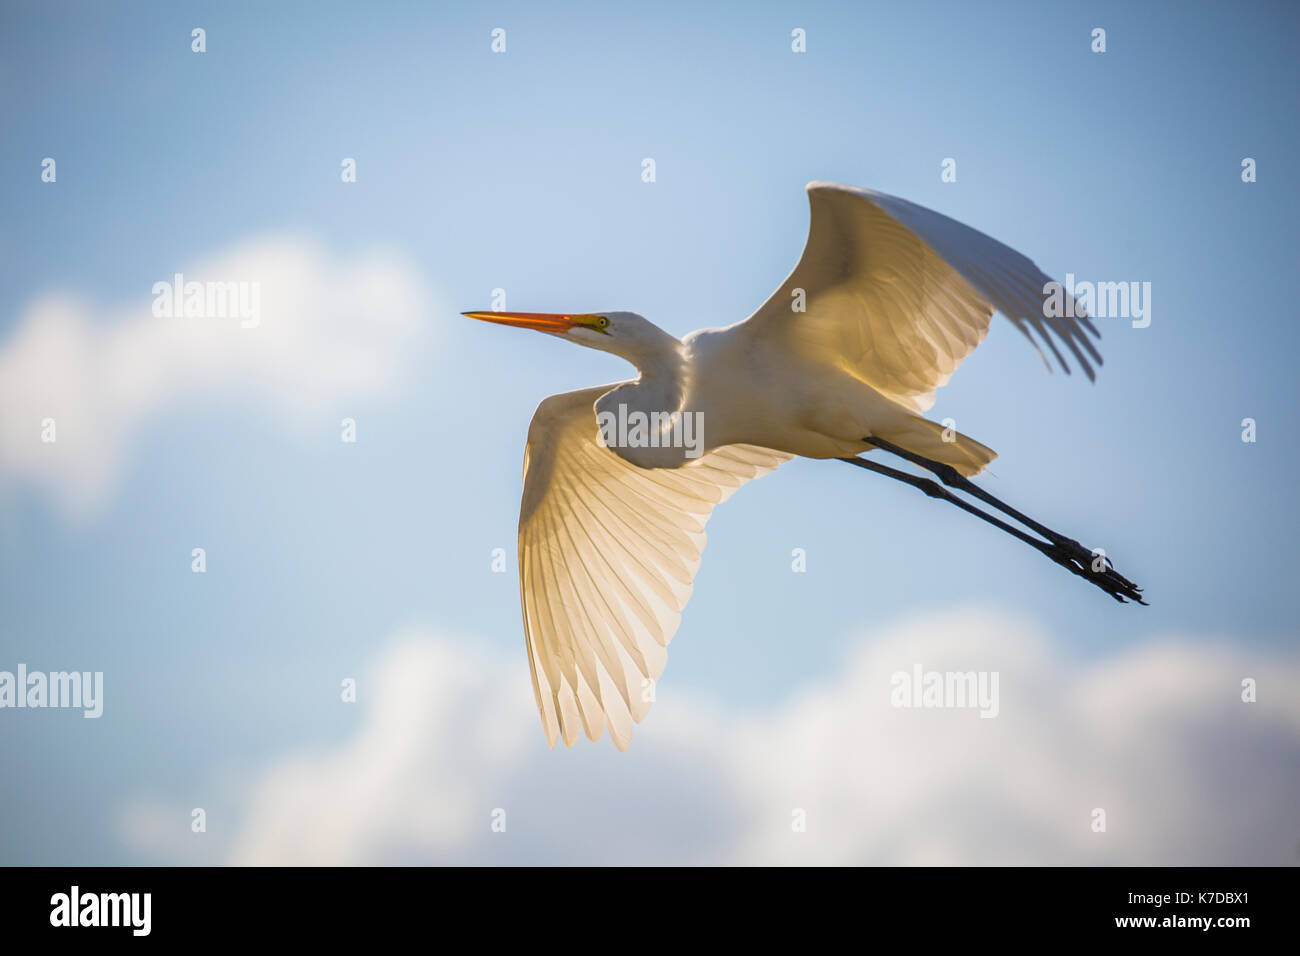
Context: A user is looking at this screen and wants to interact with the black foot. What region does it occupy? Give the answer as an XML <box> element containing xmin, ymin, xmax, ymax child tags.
<box><xmin>860</xmin><ymin>439</ymin><xmax>1148</xmax><ymax>605</ymax></box>
<box><xmin>1041</xmin><ymin>542</ymin><xmax>1147</xmax><ymax>605</ymax></box>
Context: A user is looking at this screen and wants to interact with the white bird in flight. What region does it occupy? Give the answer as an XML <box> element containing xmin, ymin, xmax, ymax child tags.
<box><xmin>464</xmin><ymin>182</ymin><xmax>1144</xmax><ymax>751</ymax></box>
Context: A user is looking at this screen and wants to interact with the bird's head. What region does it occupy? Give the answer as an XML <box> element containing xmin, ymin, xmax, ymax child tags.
<box><xmin>462</xmin><ymin>309</ymin><xmax>679</xmax><ymax>368</ymax></box>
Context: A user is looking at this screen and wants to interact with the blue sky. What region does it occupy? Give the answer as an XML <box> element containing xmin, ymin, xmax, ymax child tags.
<box><xmin>1</xmin><ymin>1</ymin><xmax>1297</xmax><ymax>865</ymax></box>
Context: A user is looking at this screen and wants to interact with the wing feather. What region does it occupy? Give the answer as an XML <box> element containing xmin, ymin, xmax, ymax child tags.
<box><xmin>518</xmin><ymin>386</ymin><xmax>789</xmax><ymax>750</ymax></box>
<box><xmin>739</xmin><ymin>182</ymin><xmax>1100</xmax><ymax>411</ymax></box>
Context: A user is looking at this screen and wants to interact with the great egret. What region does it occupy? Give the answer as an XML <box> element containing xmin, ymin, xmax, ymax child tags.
<box><xmin>464</xmin><ymin>182</ymin><xmax>1144</xmax><ymax>751</ymax></box>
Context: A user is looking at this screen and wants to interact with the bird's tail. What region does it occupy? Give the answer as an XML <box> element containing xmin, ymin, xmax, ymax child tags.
<box><xmin>875</xmin><ymin>417</ymin><xmax>997</xmax><ymax>478</ymax></box>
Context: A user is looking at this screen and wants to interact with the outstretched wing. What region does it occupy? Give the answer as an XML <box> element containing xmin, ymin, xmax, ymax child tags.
<box><xmin>518</xmin><ymin>386</ymin><xmax>790</xmax><ymax>750</ymax></box>
<box><xmin>739</xmin><ymin>182</ymin><xmax>1101</xmax><ymax>411</ymax></box>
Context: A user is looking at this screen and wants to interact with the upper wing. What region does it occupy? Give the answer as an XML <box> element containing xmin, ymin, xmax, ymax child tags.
<box><xmin>518</xmin><ymin>386</ymin><xmax>790</xmax><ymax>750</ymax></box>
<box><xmin>738</xmin><ymin>182</ymin><xmax>1101</xmax><ymax>411</ymax></box>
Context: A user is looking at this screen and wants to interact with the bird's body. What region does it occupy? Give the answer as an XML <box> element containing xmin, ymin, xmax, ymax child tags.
<box><xmin>464</xmin><ymin>182</ymin><xmax>1143</xmax><ymax>751</ymax></box>
<box><xmin>588</xmin><ymin>321</ymin><xmax>989</xmax><ymax>471</ymax></box>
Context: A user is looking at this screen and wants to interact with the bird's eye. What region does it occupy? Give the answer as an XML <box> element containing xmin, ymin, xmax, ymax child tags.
<box><xmin>597</xmin><ymin>316</ymin><xmax>609</xmax><ymax>328</ymax></box>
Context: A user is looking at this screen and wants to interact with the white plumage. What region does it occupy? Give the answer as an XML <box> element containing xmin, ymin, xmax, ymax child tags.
<box><xmin>518</xmin><ymin>387</ymin><xmax>788</xmax><ymax>749</ymax></box>
<box><xmin>464</xmin><ymin>182</ymin><xmax>1124</xmax><ymax>750</ymax></box>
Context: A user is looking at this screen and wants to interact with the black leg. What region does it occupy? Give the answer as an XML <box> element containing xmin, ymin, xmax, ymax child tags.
<box><xmin>863</xmin><ymin>436</ymin><xmax>1141</xmax><ymax>591</ymax></box>
<box><xmin>838</xmin><ymin>456</ymin><xmax>1147</xmax><ymax>604</ymax></box>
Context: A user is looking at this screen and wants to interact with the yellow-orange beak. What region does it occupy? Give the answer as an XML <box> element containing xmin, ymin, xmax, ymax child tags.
<box><xmin>462</xmin><ymin>311</ymin><xmax>584</xmax><ymax>334</ymax></box>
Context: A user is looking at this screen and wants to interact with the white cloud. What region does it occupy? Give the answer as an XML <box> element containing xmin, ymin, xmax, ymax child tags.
<box><xmin>118</xmin><ymin>607</ymin><xmax>1300</xmax><ymax>865</ymax></box>
<box><xmin>0</xmin><ymin>236</ymin><xmax>433</xmax><ymax>515</ymax></box>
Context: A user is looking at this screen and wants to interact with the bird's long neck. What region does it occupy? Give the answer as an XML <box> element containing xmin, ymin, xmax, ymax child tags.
<box><xmin>594</xmin><ymin>332</ymin><xmax>701</xmax><ymax>469</ymax></box>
